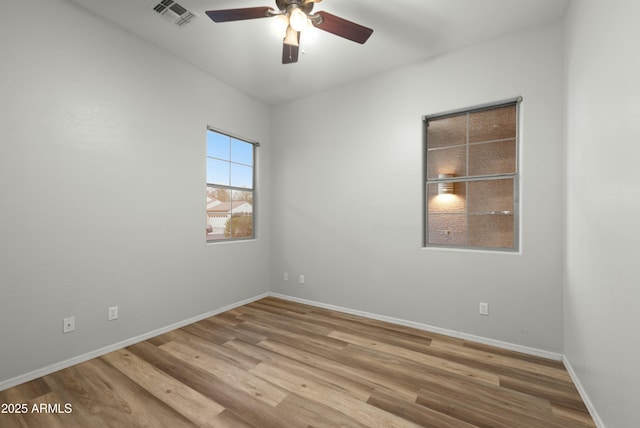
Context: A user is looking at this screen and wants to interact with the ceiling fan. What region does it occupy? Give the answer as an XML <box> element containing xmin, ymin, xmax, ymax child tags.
<box><xmin>205</xmin><ymin>0</ymin><xmax>373</xmax><ymax>64</ymax></box>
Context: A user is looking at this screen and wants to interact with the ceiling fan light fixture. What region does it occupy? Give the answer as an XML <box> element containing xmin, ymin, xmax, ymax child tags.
<box><xmin>271</xmin><ymin>14</ymin><xmax>289</xmax><ymax>38</ymax></box>
<box><xmin>288</xmin><ymin>5</ymin><xmax>308</xmax><ymax>32</ymax></box>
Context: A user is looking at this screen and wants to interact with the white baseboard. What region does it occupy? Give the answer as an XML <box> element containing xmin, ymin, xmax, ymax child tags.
<box><xmin>0</xmin><ymin>293</ymin><xmax>269</xmax><ymax>392</ymax></box>
<box><xmin>269</xmin><ymin>292</ymin><xmax>563</xmax><ymax>361</ymax></box>
<box><xmin>562</xmin><ymin>356</ymin><xmax>606</xmax><ymax>428</ymax></box>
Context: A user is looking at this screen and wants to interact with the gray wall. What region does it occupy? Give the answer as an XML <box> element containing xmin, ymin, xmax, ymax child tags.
<box><xmin>0</xmin><ymin>0</ymin><xmax>271</xmax><ymax>384</ymax></box>
<box><xmin>3</xmin><ymin>1</ymin><xmax>638</xmax><ymax>425</ymax></box>
<box><xmin>270</xmin><ymin>21</ymin><xmax>566</xmax><ymax>353</ymax></box>
<box><xmin>564</xmin><ymin>1</ymin><xmax>640</xmax><ymax>427</ymax></box>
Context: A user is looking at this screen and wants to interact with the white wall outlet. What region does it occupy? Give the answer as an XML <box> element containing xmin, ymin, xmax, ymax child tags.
<box><xmin>284</xmin><ymin>272</ymin><xmax>288</xmax><ymax>281</ymax></box>
<box><xmin>63</xmin><ymin>316</ymin><xmax>75</xmax><ymax>333</ymax></box>
<box><xmin>479</xmin><ymin>302</ymin><xmax>489</xmax><ymax>316</ymax></box>
<box><xmin>108</xmin><ymin>306</ymin><xmax>118</xmax><ymax>321</ymax></box>
<box><xmin>299</xmin><ymin>274</ymin><xmax>305</xmax><ymax>284</ymax></box>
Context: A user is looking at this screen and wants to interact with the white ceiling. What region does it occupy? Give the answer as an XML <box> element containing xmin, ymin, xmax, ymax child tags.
<box><xmin>69</xmin><ymin>0</ymin><xmax>569</xmax><ymax>105</ymax></box>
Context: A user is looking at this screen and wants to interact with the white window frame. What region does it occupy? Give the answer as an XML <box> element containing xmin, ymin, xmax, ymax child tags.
<box><xmin>206</xmin><ymin>127</ymin><xmax>258</xmax><ymax>243</ymax></box>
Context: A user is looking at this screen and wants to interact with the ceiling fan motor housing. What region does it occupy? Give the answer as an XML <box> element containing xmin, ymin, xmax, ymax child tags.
<box><xmin>276</xmin><ymin>0</ymin><xmax>314</xmax><ymax>15</ymax></box>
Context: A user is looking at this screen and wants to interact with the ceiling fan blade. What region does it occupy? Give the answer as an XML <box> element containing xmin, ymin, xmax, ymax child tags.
<box><xmin>303</xmin><ymin>0</ymin><xmax>324</xmax><ymax>4</ymax></box>
<box><xmin>313</xmin><ymin>11</ymin><xmax>373</xmax><ymax>44</ymax></box>
<box><xmin>282</xmin><ymin>43</ymin><xmax>299</xmax><ymax>64</ymax></box>
<box><xmin>282</xmin><ymin>31</ymin><xmax>301</xmax><ymax>64</ymax></box>
<box><xmin>205</xmin><ymin>7</ymin><xmax>273</xmax><ymax>22</ymax></box>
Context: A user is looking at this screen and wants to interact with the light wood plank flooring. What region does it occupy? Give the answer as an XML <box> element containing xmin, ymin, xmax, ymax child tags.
<box><xmin>0</xmin><ymin>297</ymin><xmax>595</xmax><ymax>427</ymax></box>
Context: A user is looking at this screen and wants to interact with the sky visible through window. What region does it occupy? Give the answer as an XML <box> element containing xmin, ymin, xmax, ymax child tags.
<box><xmin>206</xmin><ymin>131</ymin><xmax>253</xmax><ymax>189</ymax></box>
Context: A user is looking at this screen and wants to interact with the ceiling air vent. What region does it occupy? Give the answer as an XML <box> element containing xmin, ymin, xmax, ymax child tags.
<box><xmin>151</xmin><ymin>0</ymin><xmax>197</xmax><ymax>27</ymax></box>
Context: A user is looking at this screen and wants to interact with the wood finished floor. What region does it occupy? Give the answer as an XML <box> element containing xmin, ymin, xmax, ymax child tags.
<box><xmin>0</xmin><ymin>297</ymin><xmax>595</xmax><ymax>427</ymax></box>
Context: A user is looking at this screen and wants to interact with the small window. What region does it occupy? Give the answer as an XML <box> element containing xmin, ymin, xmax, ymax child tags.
<box><xmin>424</xmin><ymin>99</ymin><xmax>520</xmax><ymax>251</ymax></box>
<box><xmin>206</xmin><ymin>128</ymin><xmax>257</xmax><ymax>242</ymax></box>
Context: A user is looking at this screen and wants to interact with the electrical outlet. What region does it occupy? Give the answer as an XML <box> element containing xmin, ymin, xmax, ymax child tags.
<box><xmin>63</xmin><ymin>316</ymin><xmax>75</xmax><ymax>334</ymax></box>
<box><xmin>299</xmin><ymin>275</ymin><xmax>305</xmax><ymax>284</ymax></box>
<box><xmin>479</xmin><ymin>302</ymin><xmax>489</xmax><ymax>316</ymax></box>
<box><xmin>108</xmin><ymin>306</ymin><xmax>118</xmax><ymax>321</ymax></box>
<box><xmin>284</xmin><ymin>272</ymin><xmax>288</xmax><ymax>281</ymax></box>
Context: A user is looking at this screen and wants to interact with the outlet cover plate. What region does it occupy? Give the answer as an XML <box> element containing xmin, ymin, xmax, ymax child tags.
<box><xmin>108</xmin><ymin>306</ymin><xmax>118</xmax><ymax>321</ymax></box>
<box><xmin>479</xmin><ymin>302</ymin><xmax>489</xmax><ymax>316</ymax></box>
<box><xmin>63</xmin><ymin>316</ymin><xmax>75</xmax><ymax>333</ymax></box>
